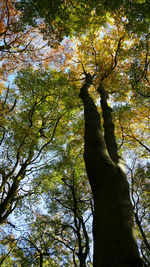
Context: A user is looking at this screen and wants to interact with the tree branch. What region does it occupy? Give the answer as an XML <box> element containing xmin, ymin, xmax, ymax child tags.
<box><xmin>97</xmin><ymin>84</ymin><xmax>120</xmax><ymax>164</ymax></box>
<box><xmin>134</xmin><ymin>212</ymin><xmax>150</xmax><ymax>252</ymax></box>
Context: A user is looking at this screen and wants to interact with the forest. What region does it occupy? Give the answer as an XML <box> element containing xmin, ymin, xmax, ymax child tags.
<box><xmin>0</xmin><ymin>0</ymin><xmax>150</xmax><ymax>266</ymax></box>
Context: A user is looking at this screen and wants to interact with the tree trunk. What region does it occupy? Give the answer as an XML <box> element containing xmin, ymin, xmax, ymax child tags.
<box><xmin>79</xmin><ymin>76</ymin><xmax>142</xmax><ymax>267</ymax></box>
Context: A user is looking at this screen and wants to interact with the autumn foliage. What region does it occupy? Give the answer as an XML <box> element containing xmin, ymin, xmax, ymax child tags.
<box><xmin>0</xmin><ymin>1</ymin><xmax>150</xmax><ymax>266</ymax></box>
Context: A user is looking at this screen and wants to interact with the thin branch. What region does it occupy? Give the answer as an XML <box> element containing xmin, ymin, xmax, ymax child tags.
<box><xmin>0</xmin><ymin>127</ymin><xmax>6</xmax><ymax>145</ymax></box>
<box><xmin>134</xmin><ymin>212</ymin><xmax>150</xmax><ymax>252</ymax></box>
<box><xmin>7</xmin><ymin>36</ymin><xmax>36</xmax><ymax>54</ymax></box>
<box><xmin>23</xmin><ymin>237</ymin><xmax>41</xmax><ymax>253</ymax></box>
<box><xmin>30</xmin><ymin>112</ymin><xmax>67</xmax><ymax>164</ymax></box>
<box><xmin>3</xmin><ymin>84</ymin><xmax>10</xmax><ymax>107</ymax></box>
<box><xmin>99</xmin><ymin>36</ymin><xmax>124</xmax><ymax>83</ymax></box>
<box><xmin>8</xmin><ymin>99</ymin><xmax>17</xmax><ymax>112</ymax></box>
<box><xmin>46</xmin><ymin>232</ymin><xmax>76</xmax><ymax>254</ymax></box>
<box><xmin>0</xmin><ymin>241</ymin><xmax>17</xmax><ymax>265</ymax></box>
<box><xmin>141</xmin><ymin>242</ymin><xmax>150</xmax><ymax>266</ymax></box>
<box><xmin>131</xmin><ymin>35</ymin><xmax>150</xmax><ymax>98</ymax></box>
<box><xmin>124</xmin><ymin>131</ymin><xmax>150</xmax><ymax>153</ymax></box>
<box><xmin>131</xmin><ymin>84</ymin><xmax>150</xmax><ymax>98</ymax></box>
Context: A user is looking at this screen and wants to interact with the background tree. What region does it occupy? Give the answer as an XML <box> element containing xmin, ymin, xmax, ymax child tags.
<box><xmin>0</xmin><ymin>139</ymin><xmax>93</xmax><ymax>266</ymax></box>
<box><xmin>0</xmin><ymin>68</ymin><xmax>78</xmax><ymax>223</ymax></box>
<box><xmin>16</xmin><ymin>0</ymin><xmax>150</xmax><ymax>37</ymax></box>
<box><xmin>0</xmin><ymin>0</ymin><xmax>42</xmax><ymax>80</ymax></box>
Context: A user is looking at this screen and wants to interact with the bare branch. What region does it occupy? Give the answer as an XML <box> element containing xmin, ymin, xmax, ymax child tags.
<box><xmin>135</xmin><ymin>212</ymin><xmax>150</xmax><ymax>252</ymax></box>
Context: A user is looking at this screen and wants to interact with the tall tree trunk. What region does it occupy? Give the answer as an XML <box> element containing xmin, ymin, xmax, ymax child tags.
<box><xmin>79</xmin><ymin>75</ymin><xmax>142</xmax><ymax>267</ymax></box>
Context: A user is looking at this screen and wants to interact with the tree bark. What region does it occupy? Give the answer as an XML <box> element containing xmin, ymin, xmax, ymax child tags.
<box><xmin>79</xmin><ymin>76</ymin><xmax>142</xmax><ymax>267</ymax></box>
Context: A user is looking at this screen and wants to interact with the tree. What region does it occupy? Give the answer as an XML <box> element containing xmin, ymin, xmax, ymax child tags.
<box><xmin>0</xmin><ymin>68</ymin><xmax>77</xmax><ymax>223</ymax></box>
<box><xmin>16</xmin><ymin>0</ymin><xmax>150</xmax><ymax>40</ymax></box>
<box><xmin>79</xmin><ymin>73</ymin><xmax>141</xmax><ymax>266</ymax></box>
<box><xmin>0</xmin><ymin>0</ymin><xmax>40</xmax><ymax>80</ymax></box>
<box><xmin>0</xmin><ymin>0</ymin><xmax>69</xmax><ymax>81</ymax></box>
<box><xmin>38</xmin><ymin>141</ymin><xmax>92</xmax><ymax>266</ymax></box>
<box><xmin>67</xmin><ymin>21</ymin><xmax>149</xmax><ymax>266</ymax></box>
<box><xmin>0</xmin><ymin>139</ymin><xmax>93</xmax><ymax>266</ymax></box>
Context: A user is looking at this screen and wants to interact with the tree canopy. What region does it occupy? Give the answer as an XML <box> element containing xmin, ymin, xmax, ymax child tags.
<box><xmin>0</xmin><ymin>0</ymin><xmax>150</xmax><ymax>266</ymax></box>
